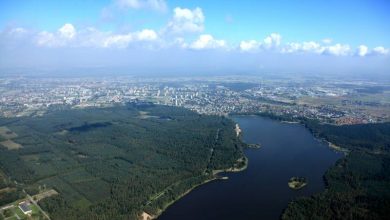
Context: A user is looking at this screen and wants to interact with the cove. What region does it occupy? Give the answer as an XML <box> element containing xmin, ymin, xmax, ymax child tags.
<box><xmin>158</xmin><ymin>116</ymin><xmax>342</xmax><ymax>220</ymax></box>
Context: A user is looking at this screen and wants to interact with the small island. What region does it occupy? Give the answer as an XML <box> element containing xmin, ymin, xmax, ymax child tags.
<box><xmin>288</xmin><ymin>177</ymin><xmax>307</xmax><ymax>190</ymax></box>
<box><xmin>247</xmin><ymin>143</ymin><xmax>261</xmax><ymax>149</ymax></box>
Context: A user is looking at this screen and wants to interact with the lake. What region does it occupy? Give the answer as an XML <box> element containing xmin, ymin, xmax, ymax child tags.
<box><xmin>158</xmin><ymin>116</ymin><xmax>342</xmax><ymax>220</ymax></box>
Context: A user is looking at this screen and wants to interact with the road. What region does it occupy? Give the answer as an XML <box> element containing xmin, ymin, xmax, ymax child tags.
<box><xmin>25</xmin><ymin>191</ymin><xmax>51</xmax><ymax>220</ymax></box>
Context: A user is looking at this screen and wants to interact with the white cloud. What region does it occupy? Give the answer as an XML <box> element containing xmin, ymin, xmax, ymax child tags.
<box><xmin>189</xmin><ymin>34</ymin><xmax>226</xmax><ymax>50</ymax></box>
<box><xmin>1</xmin><ymin>27</ymin><xmax>30</xmax><ymax>41</ymax></box>
<box><xmin>103</xmin><ymin>33</ymin><xmax>133</xmax><ymax>48</ymax></box>
<box><xmin>34</xmin><ymin>23</ymin><xmax>158</xmax><ymax>48</ymax></box>
<box><xmin>283</xmin><ymin>41</ymin><xmax>390</xmax><ymax>57</ymax></box>
<box><xmin>237</xmin><ymin>32</ymin><xmax>387</xmax><ymax>57</ymax></box>
<box><xmin>239</xmin><ymin>33</ymin><xmax>282</xmax><ymax>52</ymax></box>
<box><xmin>116</xmin><ymin>0</ymin><xmax>167</xmax><ymax>12</ymax></box>
<box><xmin>36</xmin><ymin>31</ymin><xmax>57</xmax><ymax>47</ymax></box>
<box><xmin>322</xmin><ymin>43</ymin><xmax>351</xmax><ymax>56</ymax></box>
<box><xmin>281</xmin><ymin>42</ymin><xmax>301</xmax><ymax>53</ymax></box>
<box><xmin>102</xmin><ymin>29</ymin><xmax>158</xmax><ymax>48</ymax></box>
<box><xmin>36</xmin><ymin>23</ymin><xmax>76</xmax><ymax>47</ymax></box>
<box><xmin>135</xmin><ymin>29</ymin><xmax>158</xmax><ymax>41</ymax></box>
<box><xmin>172</xmin><ymin>37</ymin><xmax>187</xmax><ymax>48</ymax></box>
<box><xmin>372</xmin><ymin>46</ymin><xmax>389</xmax><ymax>55</ymax></box>
<box><xmin>263</xmin><ymin>33</ymin><xmax>281</xmax><ymax>49</ymax></box>
<box><xmin>283</xmin><ymin>42</ymin><xmax>351</xmax><ymax>56</ymax></box>
<box><xmin>239</xmin><ymin>40</ymin><xmax>260</xmax><ymax>51</ymax></box>
<box><xmin>301</xmin><ymin>41</ymin><xmax>322</xmax><ymax>52</ymax></box>
<box><xmin>282</xmin><ymin>41</ymin><xmax>324</xmax><ymax>54</ymax></box>
<box><xmin>355</xmin><ymin>45</ymin><xmax>389</xmax><ymax>56</ymax></box>
<box><xmin>4</xmin><ymin>22</ymin><xmax>388</xmax><ymax>57</ymax></box>
<box><xmin>357</xmin><ymin>45</ymin><xmax>368</xmax><ymax>57</ymax></box>
<box><xmin>77</xmin><ymin>27</ymin><xmax>109</xmax><ymax>47</ymax></box>
<box><xmin>167</xmin><ymin>7</ymin><xmax>205</xmax><ymax>33</ymax></box>
<box><xmin>59</xmin><ymin>23</ymin><xmax>76</xmax><ymax>39</ymax></box>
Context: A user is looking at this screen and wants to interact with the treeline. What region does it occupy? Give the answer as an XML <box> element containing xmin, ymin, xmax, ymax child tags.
<box><xmin>0</xmin><ymin>173</ymin><xmax>25</xmax><ymax>206</ymax></box>
<box><xmin>0</xmin><ymin>104</ymin><xmax>245</xmax><ymax>219</ymax></box>
<box><xmin>282</xmin><ymin>119</ymin><xmax>390</xmax><ymax>219</ymax></box>
<box><xmin>303</xmin><ymin>120</ymin><xmax>390</xmax><ymax>151</ymax></box>
<box><xmin>232</xmin><ymin>111</ymin><xmax>300</xmax><ymax>123</ymax></box>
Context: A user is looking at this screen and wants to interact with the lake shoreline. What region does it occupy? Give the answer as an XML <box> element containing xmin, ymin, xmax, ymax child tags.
<box><xmin>232</xmin><ymin>114</ymin><xmax>348</xmax><ymax>154</ymax></box>
<box><xmin>143</xmin><ymin>118</ymin><xmax>251</xmax><ymax>220</ymax></box>
<box><xmin>154</xmin><ymin>115</ymin><xmax>341</xmax><ymax>220</ymax></box>
<box><xmin>145</xmin><ymin>156</ymin><xmax>249</xmax><ymax>220</ymax></box>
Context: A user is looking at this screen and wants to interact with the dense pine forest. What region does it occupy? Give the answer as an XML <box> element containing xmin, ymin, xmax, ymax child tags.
<box><xmin>0</xmin><ymin>103</ymin><xmax>245</xmax><ymax>219</ymax></box>
<box><xmin>283</xmin><ymin>119</ymin><xmax>390</xmax><ymax>220</ymax></box>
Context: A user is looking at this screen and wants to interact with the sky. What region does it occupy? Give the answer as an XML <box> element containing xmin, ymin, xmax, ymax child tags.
<box><xmin>0</xmin><ymin>0</ymin><xmax>389</xmax><ymax>76</ymax></box>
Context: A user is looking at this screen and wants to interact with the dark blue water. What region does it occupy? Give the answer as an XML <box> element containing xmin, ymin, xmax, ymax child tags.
<box><xmin>158</xmin><ymin>116</ymin><xmax>342</xmax><ymax>220</ymax></box>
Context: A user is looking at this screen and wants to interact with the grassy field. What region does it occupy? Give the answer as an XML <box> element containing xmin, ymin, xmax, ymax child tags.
<box><xmin>0</xmin><ymin>140</ymin><xmax>22</xmax><ymax>150</ymax></box>
<box><xmin>0</xmin><ymin>200</ymin><xmax>47</xmax><ymax>220</ymax></box>
<box><xmin>0</xmin><ymin>127</ymin><xmax>18</xmax><ymax>139</ymax></box>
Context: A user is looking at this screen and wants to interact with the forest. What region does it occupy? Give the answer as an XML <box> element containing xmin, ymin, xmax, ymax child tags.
<box><xmin>0</xmin><ymin>103</ymin><xmax>245</xmax><ymax>219</ymax></box>
<box><xmin>283</xmin><ymin>119</ymin><xmax>390</xmax><ymax>220</ymax></box>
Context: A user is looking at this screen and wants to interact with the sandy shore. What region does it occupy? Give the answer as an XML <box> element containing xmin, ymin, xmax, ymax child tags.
<box><xmin>235</xmin><ymin>124</ymin><xmax>241</xmax><ymax>137</ymax></box>
<box><xmin>141</xmin><ymin>212</ymin><xmax>153</xmax><ymax>220</ymax></box>
<box><xmin>326</xmin><ymin>141</ymin><xmax>350</xmax><ymax>154</ymax></box>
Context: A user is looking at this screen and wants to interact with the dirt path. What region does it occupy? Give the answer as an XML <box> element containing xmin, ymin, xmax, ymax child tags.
<box><xmin>205</xmin><ymin>129</ymin><xmax>220</xmax><ymax>172</ymax></box>
<box><xmin>27</xmin><ymin>193</ymin><xmax>51</xmax><ymax>220</ymax></box>
<box><xmin>32</xmin><ymin>189</ymin><xmax>59</xmax><ymax>202</ymax></box>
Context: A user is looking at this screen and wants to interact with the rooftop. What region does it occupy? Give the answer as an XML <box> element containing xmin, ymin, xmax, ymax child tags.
<box><xmin>19</xmin><ymin>201</ymin><xmax>32</xmax><ymax>214</ymax></box>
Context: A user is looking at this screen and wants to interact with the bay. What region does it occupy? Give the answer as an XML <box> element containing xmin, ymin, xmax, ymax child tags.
<box><xmin>158</xmin><ymin>116</ymin><xmax>342</xmax><ymax>220</ymax></box>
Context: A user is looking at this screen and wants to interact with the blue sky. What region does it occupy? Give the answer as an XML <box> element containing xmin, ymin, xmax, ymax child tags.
<box><xmin>0</xmin><ymin>0</ymin><xmax>389</xmax><ymax>75</ymax></box>
<box><xmin>1</xmin><ymin>0</ymin><xmax>389</xmax><ymax>46</ymax></box>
